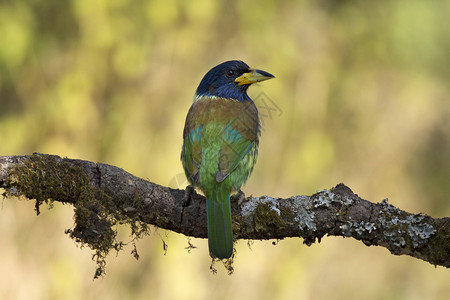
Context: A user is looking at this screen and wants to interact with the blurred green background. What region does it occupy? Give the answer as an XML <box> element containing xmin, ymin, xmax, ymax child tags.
<box><xmin>0</xmin><ymin>0</ymin><xmax>449</xmax><ymax>299</ymax></box>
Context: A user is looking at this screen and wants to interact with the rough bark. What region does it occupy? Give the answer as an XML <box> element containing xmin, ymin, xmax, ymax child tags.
<box><xmin>1</xmin><ymin>153</ymin><xmax>449</xmax><ymax>271</ymax></box>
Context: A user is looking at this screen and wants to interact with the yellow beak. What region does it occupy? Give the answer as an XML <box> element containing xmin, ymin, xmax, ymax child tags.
<box><xmin>235</xmin><ymin>68</ymin><xmax>275</xmax><ymax>86</ymax></box>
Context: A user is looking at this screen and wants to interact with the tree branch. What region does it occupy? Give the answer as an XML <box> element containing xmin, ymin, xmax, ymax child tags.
<box><xmin>1</xmin><ymin>153</ymin><xmax>449</xmax><ymax>272</ymax></box>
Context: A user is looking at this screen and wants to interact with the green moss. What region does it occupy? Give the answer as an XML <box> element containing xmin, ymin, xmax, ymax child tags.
<box><xmin>253</xmin><ymin>202</ymin><xmax>284</xmax><ymax>234</ymax></box>
<box><xmin>426</xmin><ymin>222</ymin><xmax>450</xmax><ymax>266</ymax></box>
<box><xmin>6</xmin><ymin>153</ymin><xmax>150</xmax><ymax>279</ymax></box>
<box><xmin>279</xmin><ymin>204</ymin><xmax>294</xmax><ymax>222</ymax></box>
<box><xmin>7</xmin><ymin>153</ymin><xmax>91</xmax><ymax>214</ymax></box>
<box><xmin>232</xmin><ymin>214</ymin><xmax>243</xmax><ymax>236</ymax></box>
<box><xmin>209</xmin><ymin>250</ymin><xmax>235</xmax><ymax>275</ymax></box>
<box><xmin>132</xmin><ymin>189</ymin><xmax>144</xmax><ymax>208</ymax></box>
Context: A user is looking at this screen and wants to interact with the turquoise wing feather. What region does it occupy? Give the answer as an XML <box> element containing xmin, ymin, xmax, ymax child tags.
<box><xmin>181</xmin><ymin>125</ymin><xmax>202</xmax><ymax>185</ymax></box>
<box><xmin>216</xmin><ymin>123</ymin><xmax>255</xmax><ymax>182</ymax></box>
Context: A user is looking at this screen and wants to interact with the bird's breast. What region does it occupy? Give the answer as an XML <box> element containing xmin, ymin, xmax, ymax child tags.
<box><xmin>184</xmin><ymin>96</ymin><xmax>260</xmax><ymax>141</ymax></box>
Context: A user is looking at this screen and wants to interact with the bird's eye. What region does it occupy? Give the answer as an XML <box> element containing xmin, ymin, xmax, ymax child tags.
<box><xmin>226</xmin><ymin>70</ymin><xmax>235</xmax><ymax>77</ymax></box>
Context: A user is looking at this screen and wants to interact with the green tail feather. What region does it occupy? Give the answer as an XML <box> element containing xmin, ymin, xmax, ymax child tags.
<box><xmin>206</xmin><ymin>189</ymin><xmax>233</xmax><ymax>259</ymax></box>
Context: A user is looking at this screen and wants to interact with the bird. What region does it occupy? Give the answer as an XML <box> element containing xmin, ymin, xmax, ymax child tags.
<box><xmin>181</xmin><ymin>60</ymin><xmax>274</xmax><ymax>259</ymax></box>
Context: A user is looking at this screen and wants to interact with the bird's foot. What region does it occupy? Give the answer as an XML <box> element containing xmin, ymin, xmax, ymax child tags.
<box><xmin>235</xmin><ymin>190</ymin><xmax>246</xmax><ymax>206</ymax></box>
<box><xmin>183</xmin><ymin>185</ymin><xmax>196</xmax><ymax>207</ymax></box>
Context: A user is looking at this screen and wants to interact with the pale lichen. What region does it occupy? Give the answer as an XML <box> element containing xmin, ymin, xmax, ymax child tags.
<box><xmin>292</xmin><ymin>195</ymin><xmax>316</xmax><ymax>232</ymax></box>
<box><xmin>407</xmin><ymin>215</ymin><xmax>436</xmax><ymax>248</ymax></box>
<box><xmin>312</xmin><ymin>189</ymin><xmax>353</xmax><ymax>209</ymax></box>
<box><xmin>376</xmin><ymin>200</ymin><xmax>436</xmax><ymax>250</ymax></box>
<box><xmin>241</xmin><ymin>196</ymin><xmax>280</xmax><ymax>217</ymax></box>
<box><xmin>337</xmin><ymin>198</ymin><xmax>437</xmax><ymax>252</ymax></box>
<box><xmin>341</xmin><ymin>221</ymin><xmax>377</xmax><ymax>236</ymax></box>
<box><xmin>312</xmin><ymin>190</ymin><xmax>334</xmax><ymax>208</ymax></box>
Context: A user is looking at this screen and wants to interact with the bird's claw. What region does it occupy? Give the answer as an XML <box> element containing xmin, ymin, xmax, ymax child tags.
<box><xmin>236</xmin><ymin>190</ymin><xmax>246</xmax><ymax>205</ymax></box>
<box><xmin>183</xmin><ymin>185</ymin><xmax>195</xmax><ymax>207</ymax></box>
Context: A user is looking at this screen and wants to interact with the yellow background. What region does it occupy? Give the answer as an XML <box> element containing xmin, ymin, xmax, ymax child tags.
<box><xmin>0</xmin><ymin>0</ymin><xmax>449</xmax><ymax>299</ymax></box>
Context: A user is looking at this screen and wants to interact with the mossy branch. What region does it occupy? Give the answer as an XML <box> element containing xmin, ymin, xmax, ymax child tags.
<box><xmin>1</xmin><ymin>153</ymin><xmax>449</xmax><ymax>275</ymax></box>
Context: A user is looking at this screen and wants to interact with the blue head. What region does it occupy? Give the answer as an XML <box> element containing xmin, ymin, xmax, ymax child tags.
<box><xmin>195</xmin><ymin>60</ymin><xmax>274</xmax><ymax>102</ymax></box>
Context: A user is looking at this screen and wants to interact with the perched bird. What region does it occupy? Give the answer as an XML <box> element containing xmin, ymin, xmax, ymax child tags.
<box><xmin>181</xmin><ymin>60</ymin><xmax>274</xmax><ymax>259</ymax></box>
